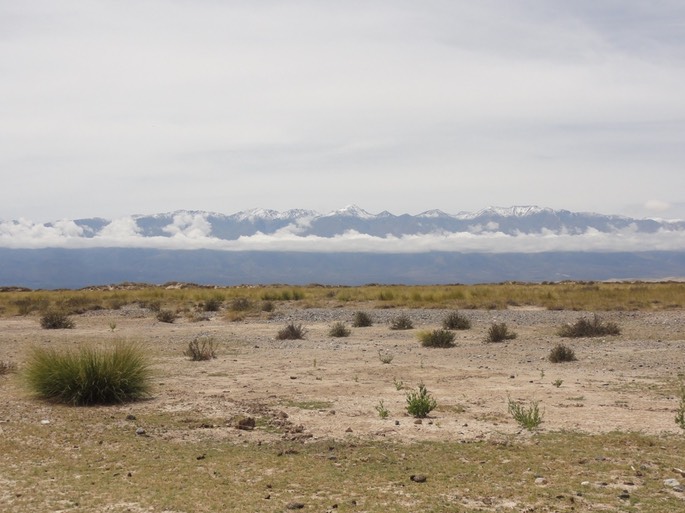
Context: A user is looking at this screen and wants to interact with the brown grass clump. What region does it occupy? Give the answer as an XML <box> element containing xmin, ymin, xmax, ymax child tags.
<box><xmin>558</xmin><ymin>314</ymin><xmax>620</xmax><ymax>338</ymax></box>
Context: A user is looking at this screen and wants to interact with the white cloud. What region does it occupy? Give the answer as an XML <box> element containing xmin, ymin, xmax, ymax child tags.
<box><xmin>162</xmin><ymin>212</ymin><xmax>213</xmax><ymax>239</ymax></box>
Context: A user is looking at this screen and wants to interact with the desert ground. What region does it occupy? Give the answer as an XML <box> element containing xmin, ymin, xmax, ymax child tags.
<box><xmin>2</xmin><ymin>300</ymin><xmax>685</xmax><ymax>512</ymax></box>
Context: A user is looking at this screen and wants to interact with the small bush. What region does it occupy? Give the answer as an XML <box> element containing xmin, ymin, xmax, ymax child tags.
<box><xmin>40</xmin><ymin>311</ymin><xmax>75</xmax><ymax>330</ymax></box>
<box><xmin>558</xmin><ymin>314</ymin><xmax>621</xmax><ymax>338</ymax></box>
<box><xmin>229</xmin><ymin>297</ymin><xmax>251</xmax><ymax>311</ymax></box>
<box><xmin>406</xmin><ymin>383</ymin><xmax>438</xmax><ymax>418</ymax></box>
<box><xmin>486</xmin><ymin>322</ymin><xmax>517</xmax><ymax>342</ymax></box>
<box><xmin>375</xmin><ymin>400</ymin><xmax>389</xmax><ymax>419</ymax></box>
<box><xmin>329</xmin><ymin>322</ymin><xmax>351</xmax><ymax>338</ymax></box>
<box><xmin>676</xmin><ymin>383</ymin><xmax>685</xmax><ymax>431</ymax></box>
<box><xmin>203</xmin><ymin>296</ymin><xmax>223</xmax><ymax>312</ymax></box>
<box><xmin>418</xmin><ymin>329</ymin><xmax>456</xmax><ymax>348</ymax></box>
<box><xmin>0</xmin><ymin>360</ymin><xmax>17</xmax><ymax>375</ymax></box>
<box><xmin>184</xmin><ymin>335</ymin><xmax>218</xmax><ymax>361</ymax></box>
<box><xmin>390</xmin><ymin>314</ymin><xmax>413</xmax><ymax>330</ymax></box>
<box><xmin>352</xmin><ymin>311</ymin><xmax>373</xmax><ymax>327</ymax></box>
<box><xmin>508</xmin><ymin>397</ymin><xmax>543</xmax><ymax>430</ymax></box>
<box><xmin>548</xmin><ymin>344</ymin><xmax>577</xmax><ymax>363</ymax></box>
<box><xmin>442</xmin><ymin>311</ymin><xmax>471</xmax><ymax>330</ymax></box>
<box><xmin>261</xmin><ymin>300</ymin><xmax>275</xmax><ymax>312</ymax></box>
<box><xmin>277</xmin><ymin>323</ymin><xmax>307</xmax><ymax>340</ymax></box>
<box><xmin>156</xmin><ymin>309</ymin><xmax>177</xmax><ymax>323</ymax></box>
<box><xmin>378</xmin><ymin>350</ymin><xmax>394</xmax><ymax>364</ymax></box>
<box><xmin>25</xmin><ymin>342</ymin><xmax>151</xmax><ymax>405</ymax></box>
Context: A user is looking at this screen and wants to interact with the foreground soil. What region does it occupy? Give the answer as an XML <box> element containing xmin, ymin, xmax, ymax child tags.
<box><xmin>2</xmin><ymin>305</ymin><xmax>685</xmax><ymax>511</ymax></box>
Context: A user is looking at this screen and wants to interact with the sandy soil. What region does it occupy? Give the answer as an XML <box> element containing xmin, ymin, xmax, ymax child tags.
<box><xmin>2</xmin><ymin>306</ymin><xmax>684</xmax><ymax>444</ymax></box>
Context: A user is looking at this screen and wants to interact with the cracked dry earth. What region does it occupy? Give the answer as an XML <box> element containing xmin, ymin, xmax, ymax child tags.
<box><xmin>1</xmin><ymin>306</ymin><xmax>684</xmax><ymax>444</ymax></box>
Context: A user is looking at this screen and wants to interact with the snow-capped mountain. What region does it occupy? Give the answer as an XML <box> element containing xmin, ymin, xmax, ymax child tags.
<box><xmin>59</xmin><ymin>204</ymin><xmax>684</xmax><ymax>240</ymax></box>
<box><xmin>2</xmin><ymin>205</ymin><xmax>684</xmax><ymax>288</ymax></box>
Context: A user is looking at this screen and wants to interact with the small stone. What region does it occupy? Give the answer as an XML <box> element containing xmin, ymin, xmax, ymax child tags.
<box><xmin>135</xmin><ymin>427</ymin><xmax>146</xmax><ymax>436</ymax></box>
<box><xmin>236</xmin><ymin>416</ymin><xmax>256</xmax><ymax>431</ymax></box>
<box><xmin>618</xmin><ymin>491</ymin><xmax>630</xmax><ymax>500</ymax></box>
<box><xmin>664</xmin><ymin>478</ymin><xmax>681</xmax><ymax>488</ymax></box>
<box><xmin>510</xmin><ymin>375</ymin><xmax>515</xmax><ymax>379</ymax></box>
<box><xmin>410</xmin><ymin>474</ymin><xmax>427</xmax><ymax>483</ymax></box>
<box><xmin>286</xmin><ymin>502</ymin><xmax>305</xmax><ymax>509</ymax></box>
<box><xmin>196</xmin><ymin>454</ymin><xmax>206</xmax><ymax>460</ymax></box>
<box><xmin>345</xmin><ymin>427</ymin><xmax>353</xmax><ymax>433</ymax></box>
<box><xmin>125</xmin><ymin>414</ymin><xmax>136</xmax><ymax>421</ymax></box>
<box><xmin>263</xmin><ymin>494</ymin><xmax>270</xmax><ymax>500</ymax></box>
<box><xmin>395</xmin><ymin>420</ymin><xmax>400</xmax><ymax>426</ymax></box>
<box><xmin>414</xmin><ymin>419</ymin><xmax>423</xmax><ymax>425</ymax></box>
<box><xmin>40</xmin><ymin>420</ymin><xmax>50</xmax><ymax>425</ymax></box>
<box><xmin>535</xmin><ymin>477</ymin><xmax>547</xmax><ymax>485</ymax></box>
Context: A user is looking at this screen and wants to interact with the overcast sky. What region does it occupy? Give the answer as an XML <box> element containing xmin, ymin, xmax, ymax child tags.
<box><xmin>2</xmin><ymin>0</ymin><xmax>684</xmax><ymax>223</ymax></box>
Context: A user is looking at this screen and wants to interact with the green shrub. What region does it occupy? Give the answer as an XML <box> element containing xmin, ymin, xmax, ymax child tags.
<box><xmin>390</xmin><ymin>314</ymin><xmax>413</xmax><ymax>330</ymax></box>
<box><xmin>277</xmin><ymin>323</ymin><xmax>307</xmax><ymax>340</ymax></box>
<box><xmin>156</xmin><ymin>309</ymin><xmax>177</xmax><ymax>323</ymax></box>
<box><xmin>184</xmin><ymin>335</ymin><xmax>218</xmax><ymax>361</ymax></box>
<box><xmin>375</xmin><ymin>400</ymin><xmax>389</xmax><ymax>419</ymax></box>
<box><xmin>486</xmin><ymin>322</ymin><xmax>517</xmax><ymax>342</ymax></box>
<box><xmin>558</xmin><ymin>314</ymin><xmax>621</xmax><ymax>338</ymax></box>
<box><xmin>406</xmin><ymin>383</ymin><xmax>437</xmax><ymax>418</ymax></box>
<box><xmin>352</xmin><ymin>311</ymin><xmax>373</xmax><ymax>327</ymax></box>
<box><xmin>418</xmin><ymin>329</ymin><xmax>456</xmax><ymax>348</ymax></box>
<box><xmin>40</xmin><ymin>311</ymin><xmax>75</xmax><ymax>330</ymax></box>
<box><xmin>548</xmin><ymin>344</ymin><xmax>577</xmax><ymax>363</ymax></box>
<box><xmin>442</xmin><ymin>311</ymin><xmax>471</xmax><ymax>330</ymax></box>
<box><xmin>507</xmin><ymin>396</ymin><xmax>543</xmax><ymax>430</ymax></box>
<box><xmin>25</xmin><ymin>342</ymin><xmax>151</xmax><ymax>405</ymax></box>
<box><xmin>329</xmin><ymin>322</ymin><xmax>351</xmax><ymax>337</ymax></box>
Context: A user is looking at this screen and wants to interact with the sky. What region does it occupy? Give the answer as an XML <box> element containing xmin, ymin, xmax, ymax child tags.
<box><xmin>2</xmin><ymin>0</ymin><xmax>685</xmax><ymax>223</ymax></box>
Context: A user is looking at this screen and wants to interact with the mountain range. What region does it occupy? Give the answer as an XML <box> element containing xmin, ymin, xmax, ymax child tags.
<box><xmin>1</xmin><ymin>206</ymin><xmax>684</xmax><ymax>288</ymax></box>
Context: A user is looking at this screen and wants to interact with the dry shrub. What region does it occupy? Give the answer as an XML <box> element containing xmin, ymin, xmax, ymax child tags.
<box><xmin>40</xmin><ymin>311</ymin><xmax>75</xmax><ymax>330</ymax></box>
<box><xmin>549</xmin><ymin>344</ymin><xmax>577</xmax><ymax>363</ymax></box>
<box><xmin>184</xmin><ymin>335</ymin><xmax>218</xmax><ymax>361</ymax></box>
<box><xmin>558</xmin><ymin>314</ymin><xmax>621</xmax><ymax>338</ymax></box>
<box><xmin>486</xmin><ymin>322</ymin><xmax>517</xmax><ymax>342</ymax></box>
<box><xmin>277</xmin><ymin>323</ymin><xmax>307</xmax><ymax>340</ymax></box>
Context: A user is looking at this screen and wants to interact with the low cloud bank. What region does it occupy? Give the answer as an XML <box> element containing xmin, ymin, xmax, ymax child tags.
<box><xmin>1</xmin><ymin>214</ymin><xmax>685</xmax><ymax>253</ymax></box>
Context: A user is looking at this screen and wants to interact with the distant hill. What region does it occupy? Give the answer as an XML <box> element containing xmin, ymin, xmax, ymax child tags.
<box><xmin>1</xmin><ymin>205</ymin><xmax>684</xmax><ymax>288</ymax></box>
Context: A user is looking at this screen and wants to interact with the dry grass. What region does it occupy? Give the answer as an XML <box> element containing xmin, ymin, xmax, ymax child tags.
<box><xmin>1</xmin><ymin>405</ymin><xmax>684</xmax><ymax>513</ymax></box>
<box><xmin>1</xmin><ymin>281</ymin><xmax>684</xmax><ymax>317</ymax></box>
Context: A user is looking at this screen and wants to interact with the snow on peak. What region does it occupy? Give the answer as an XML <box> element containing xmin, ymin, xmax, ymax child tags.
<box><xmin>325</xmin><ymin>205</ymin><xmax>375</xmax><ymax>219</ymax></box>
<box><xmin>474</xmin><ymin>206</ymin><xmax>550</xmax><ymax>218</ymax></box>
<box><xmin>417</xmin><ymin>209</ymin><xmax>452</xmax><ymax>218</ymax></box>
<box><xmin>231</xmin><ymin>208</ymin><xmax>318</xmax><ymax>222</ymax></box>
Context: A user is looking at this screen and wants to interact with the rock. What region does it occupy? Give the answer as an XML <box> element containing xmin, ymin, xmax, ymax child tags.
<box><xmin>395</xmin><ymin>420</ymin><xmax>400</xmax><ymax>426</ymax></box>
<box><xmin>286</xmin><ymin>501</ymin><xmax>305</xmax><ymax>509</ymax></box>
<box><xmin>618</xmin><ymin>491</ymin><xmax>630</xmax><ymax>500</ymax></box>
<box><xmin>135</xmin><ymin>427</ymin><xmax>146</xmax><ymax>436</ymax></box>
<box><xmin>535</xmin><ymin>477</ymin><xmax>547</xmax><ymax>485</ymax></box>
<box><xmin>125</xmin><ymin>414</ymin><xmax>136</xmax><ymax>421</ymax></box>
<box><xmin>345</xmin><ymin>427</ymin><xmax>353</xmax><ymax>433</ymax></box>
<box><xmin>664</xmin><ymin>478</ymin><xmax>681</xmax><ymax>488</ymax></box>
<box><xmin>410</xmin><ymin>474</ymin><xmax>427</xmax><ymax>483</ymax></box>
<box><xmin>414</xmin><ymin>419</ymin><xmax>422</xmax><ymax>425</ymax></box>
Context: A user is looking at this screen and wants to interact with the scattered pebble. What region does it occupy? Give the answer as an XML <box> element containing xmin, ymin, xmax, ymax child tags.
<box><xmin>535</xmin><ymin>477</ymin><xmax>547</xmax><ymax>485</ymax></box>
<box><xmin>410</xmin><ymin>474</ymin><xmax>427</xmax><ymax>483</ymax></box>
<box><xmin>135</xmin><ymin>427</ymin><xmax>146</xmax><ymax>436</ymax></box>
<box><xmin>286</xmin><ymin>501</ymin><xmax>305</xmax><ymax>509</ymax></box>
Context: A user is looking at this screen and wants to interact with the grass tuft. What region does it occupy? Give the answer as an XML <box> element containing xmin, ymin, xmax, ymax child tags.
<box><xmin>486</xmin><ymin>322</ymin><xmax>517</xmax><ymax>342</ymax></box>
<box><xmin>508</xmin><ymin>396</ymin><xmax>544</xmax><ymax>430</ymax></box>
<box><xmin>329</xmin><ymin>321</ymin><xmax>351</xmax><ymax>337</ymax></box>
<box><xmin>277</xmin><ymin>323</ymin><xmax>307</xmax><ymax>340</ymax></box>
<box><xmin>442</xmin><ymin>311</ymin><xmax>471</xmax><ymax>330</ymax></box>
<box><xmin>156</xmin><ymin>309</ymin><xmax>177</xmax><ymax>323</ymax></box>
<box><xmin>25</xmin><ymin>342</ymin><xmax>152</xmax><ymax>405</ymax></box>
<box><xmin>40</xmin><ymin>311</ymin><xmax>75</xmax><ymax>329</ymax></box>
<box><xmin>184</xmin><ymin>335</ymin><xmax>218</xmax><ymax>361</ymax></box>
<box><xmin>548</xmin><ymin>344</ymin><xmax>577</xmax><ymax>363</ymax></box>
<box><xmin>558</xmin><ymin>314</ymin><xmax>621</xmax><ymax>338</ymax></box>
<box><xmin>390</xmin><ymin>314</ymin><xmax>413</xmax><ymax>330</ymax></box>
<box><xmin>418</xmin><ymin>329</ymin><xmax>456</xmax><ymax>348</ymax></box>
<box><xmin>352</xmin><ymin>311</ymin><xmax>373</xmax><ymax>327</ymax></box>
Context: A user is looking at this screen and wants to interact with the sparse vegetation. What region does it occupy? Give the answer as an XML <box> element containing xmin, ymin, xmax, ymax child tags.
<box><xmin>558</xmin><ymin>314</ymin><xmax>621</xmax><ymax>338</ymax></box>
<box><xmin>25</xmin><ymin>342</ymin><xmax>151</xmax><ymax>405</ymax></box>
<box><xmin>40</xmin><ymin>311</ymin><xmax>75</xmax><ymax>329</ymax></box>
<box><xmin>375</xmin><ymin>400</ymin><xmax>389</xmax><ymax>419</ymax></box>
<box><xmin>486</xmin><ymin>322</ymin><xmax>517</xmax><ymax>342</ymax></box>
<box><xmin>390</xmin><ymin>314</ymin><xmax>413</xmax><ymax>330</ymax></box>
<box><xmin>548</xmin><ymin>344</ymin><xmax>577</xmax><ymax>363</ymax></box>
<box><xmin>552</xmin><ymin>379</ymin><xmax>563</xmax><ymax>388</ymax></box>
<box><xmin>352</xmin><ymin>311</ymin><xmax>373</xmax><ymax>327</ymax></box>
<box><xmin>393</xmin><ymin>377</ymin><xmax>404</xmax><ymax>390</ymax></box>
<box><xmin>508</xmin><ymin>396</ymin><xmax>544</xmax><ymax>430</ymax></box>
<box><xmin>203</xmin><ymin>296</ymin><xmax>224</xmax><ymax>312</ymax></box>
<box><xmin>378</xmin><ymin>350</ymin><xmax>394</xmax><ymax>364</ymax></box>
<box><xmin>0</xmin><ymin>360</ymin><xmax>17</xmax><ymax>375</ymax></box>
<box><xmin>156</xmin><ymin>309</ymin><xmax>177</xmax><ymax>323</ymax></box>
<box><xmin>277</xmin><ymin>323</ymin><xmax>307</xmax><ymax>340</ymax></box>
<box><xmin>329</xmin><ymin>321</ymin><xmax>351</xmax><ymax>338</ymax></box>
<box><xmin>229</xmin><ymin>297</ymin><xmax>250</xmax><ymax>311</ymax></box>
<box><xmin>406</xmin><ymin>383</ymin><xmax>437</xmax><ymax>418</ymax></box>
<box><xmin>418</xmin><ymin>329</ymin><xmax>456</xmax><ymax>348</ymax></box>
<box><xmin>261</xmin><ymin>300</ymin><xmax>275</xmax><ymax>312</ymax></box>
<box><xmin>442</xmin><ymin>311</ymin><xmax>471</xmax><ymax>330</ymax></box>
<box><xmin>184</xmin><ymin>335</ymin><xmax>218</xmax><ymax>361</ymax></box>
<box><xmin>676</xmin><ymin>382</ymin><xmax>685</xmax><ymax>431</ymax></box>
